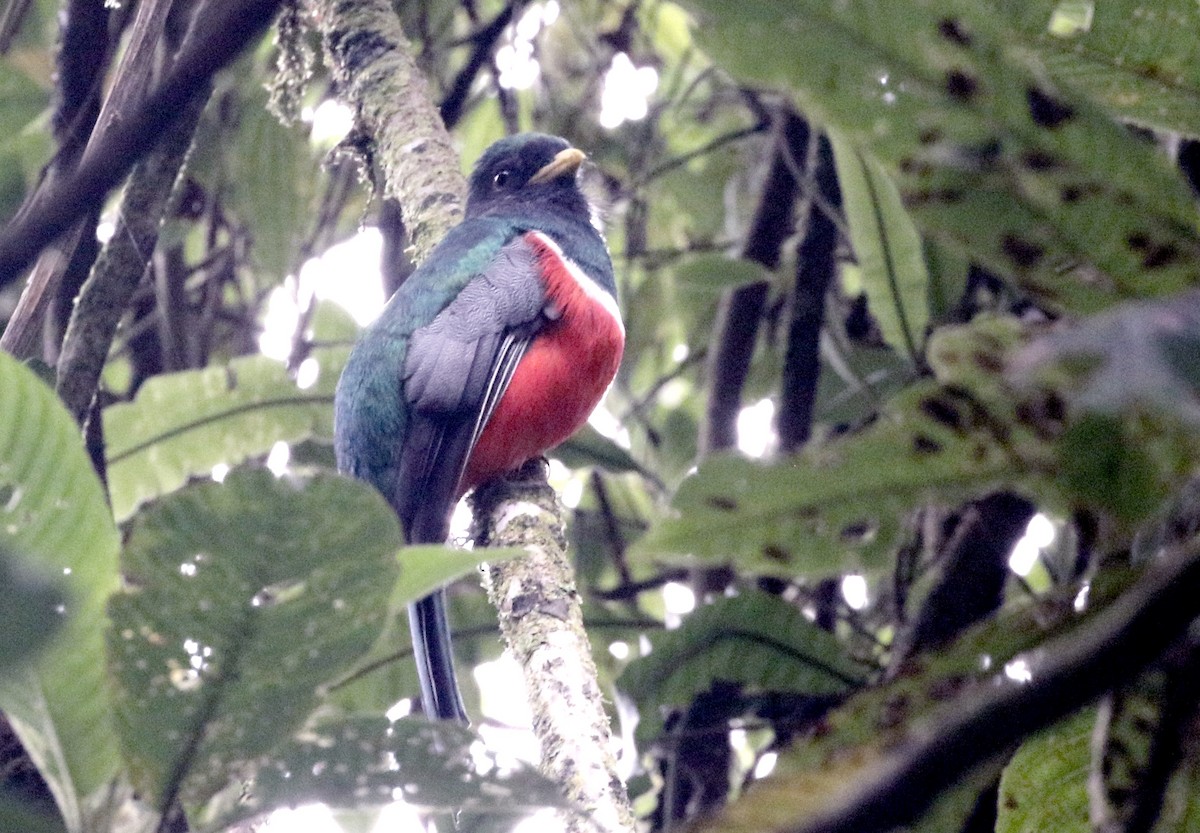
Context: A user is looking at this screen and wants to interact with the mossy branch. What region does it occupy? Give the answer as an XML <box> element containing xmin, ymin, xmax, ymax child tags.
<box><xmin>309</xmin><ymin>0</ymin><xmax>465</xmax><ymax>261</ymax></box>
<box><xmin>472</xmin><ymin>465</ymin><xmax>637</xmax><ymax>833</ymax></box>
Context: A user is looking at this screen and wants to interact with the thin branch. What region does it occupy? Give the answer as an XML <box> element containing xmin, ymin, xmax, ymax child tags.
<box><xmin>0</xmin><ymin>0</ymin><xmax>113</xmax><ymax>360</ymax></box>
<box><xmin>55</xmin><ymin>87</ymin><xmax>209</xmax><ymax>424</ymax></box>
<box><xmin>310</xmin><ymin>0</ymin><xmax>465</xmax><ymax>263</ymax></box>
<box><xmin>472</xmin><ymin>467</ymin><xmax>637</xmax><ymax>833</ymax></box>
<box><xmin>0</xmin><ymin>0</ymin><xmax>286</xmax><ymax>290</ymax></box>
<box><xmin>439</xmin><ymin>2</ymin><xmax>515</xmax><ymax>129</ymax></box>
<box><xmin>778</xmin><ymin>536</ymin><xmax>1200</xmax><ymax>833</ymax></box>
<box><xmin>777</xmin><ymin>129</ymin><xmax>838</xmax><ymax>452</ymax></box>
<box><xmin>634</xmin><ymin>124</ymin><xmax>766</xmax><ymax>188</ymax></box>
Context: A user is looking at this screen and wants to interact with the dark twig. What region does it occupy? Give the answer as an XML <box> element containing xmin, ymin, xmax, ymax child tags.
<box><xmin>1</xmin><ymin>0</ymin><xmax>112</xmax><ymax>360</ymax></box>
<box><xmin>439</xmin><ymin>2</ymin><xmax>515</xmax><ymax>129</ymax></box>
<box><xmin>700</xmin><ymin>281</ymin><xmax>769</xmax><ymax>455</ymax></box>
<box><xmin>0</xmin><ymin>0</ymin><xmax>286</xmax><ymax>289</ymax></box>
<box><xmin>700</xmin><ymin>109</ymin><xmax>807</xmax><ymax>456</ymax></box>
<box><xmin>0</xmin><ymin>0</ymin><xmax>32</xmax><ymax>53</ymax></box>
<box><xmin>783</xmin><ymin>535</ymin><xmax>1200</xmax><ymax>833</ymax></box>
<box><xmin>777</xmin><ymin>129</ymin><xmax>840</xmax><ymax>452</ymax></box>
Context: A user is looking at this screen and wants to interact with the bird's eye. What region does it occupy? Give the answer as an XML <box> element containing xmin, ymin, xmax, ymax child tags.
<box><xmin>493</xmin><ymin>170</ymin><xmax>511</xmax><ymax>189</ymax></box>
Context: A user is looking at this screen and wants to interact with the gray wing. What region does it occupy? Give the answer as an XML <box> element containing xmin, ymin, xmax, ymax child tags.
<box><xmin>395</xmin><ymin>235</ymin><xmax>550</xmax><ymax>542</ymax></box>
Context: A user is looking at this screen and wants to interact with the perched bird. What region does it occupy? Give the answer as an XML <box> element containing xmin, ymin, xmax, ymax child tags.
<box><xmin>334</xmin><ymin>133</ymin><xmax>623</xmax><ymax>722</ymax></box>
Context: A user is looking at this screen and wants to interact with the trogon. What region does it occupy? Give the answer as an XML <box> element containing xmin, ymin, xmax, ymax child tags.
<box><xmin>333</xmin><ymin>133</ymin><xmax>624</xmax><ymax>722</ymax></box>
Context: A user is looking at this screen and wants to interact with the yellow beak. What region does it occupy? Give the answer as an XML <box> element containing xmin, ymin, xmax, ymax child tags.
<box><xmin>527</xmin><ymin>147</ymin><xmax>586</xmax><ymax>185</ymax></box>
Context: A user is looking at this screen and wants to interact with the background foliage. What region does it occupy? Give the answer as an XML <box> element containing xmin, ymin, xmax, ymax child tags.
<box><xmin>1</xmin><ymin>1</ymin><xmax>1199</xmax><ymax>832</ymax></box>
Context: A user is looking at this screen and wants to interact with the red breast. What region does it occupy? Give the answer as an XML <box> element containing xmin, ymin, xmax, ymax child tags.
<box><xmin>460</xmin><ymin>231</ymin><xmax>624</xmax><ymax>493</ymax></box>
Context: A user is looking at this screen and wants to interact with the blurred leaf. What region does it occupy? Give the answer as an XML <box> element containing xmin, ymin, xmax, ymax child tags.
<box><xmin>0</xmin><ymin>352</ymin><xmax>122</xmax><ymax>832</ymax></box>
<box><xmin>829</xmin><ymin>131</ymin><xmax>929</xmax><ymax>360</ymax></box>
<box><xmin>1004</xmin><ymin>0</ymin><xmax>1200</xmax><ymax>136</ymax></box>
<box><xmin>684</xmin><ymin>0</ymin><xmax>1200</xmax><ymax>314</ymax></box>
<box><xmin>0</xmin><ymin>62</ymin><xmax>49</xmax><ymax>217</ymax></box>
<box><xmin>619</xmin><ymin>592</ymin><xmax>869</xmax><ymax>741</ymax></box>
<box><xmin>107</xmin><ymin>468</ymin><xmax>401</xmax><ymax>810</ymax></box>
<box><xmin>392</xmin><ymin>544</ymin><xmax>522</xmax><ymax>607</ymax></box>
<box><xmin>924</xmin><ymin>238</ymin><xmax>971</xmax><ymax>323</ymax></box>
<box><xmin>553</xmin><ymin>423</ymin><xmax>650</xmax><ymax>478</ymax></box>
<box><xmin>1011</xmin><ymin>290</ymin><xmax>1200</xmax><ymax>427</ymax></box>
<box><xmin>104</xmin><ymin>347</ymin><xmax>346</xmax><ymax>522</ymax></box>
<box><xmin>227</xmin><ymin>84</ymin><xmax>317</xmax><ymax>280</ymax></box>
<box><xmin>1058</xmin><ymin>413</ymin><xmax>1165</xmax><ymax>525</ymax></box>
<box><xmin>813</xmin><ymin>338</ymin><xmax>914</xmax><ymax>428</ymax></box>
<box><xmin>0</xmin><ymin>62</ymin><xmax>48</xmax><ymax>129</ymax></box>
<box><xmin>200</xmin><ymin>716</ymin><xmax>563</xmax><ymax>830</ymax></box>
<box><xmin>995</xmin><ymin>708</ymin><xmax>1093</xmax><ymax>833</ymax></box>
<box><xmin>636</xmin><ymin>378</ymin><xmax>1039</xmax><ymax>574</ymax></box>
<box><xmin>693</xmin><ymin>567</ymin><xmax>1136</xmax><ymax>833</ymax></box>
<box><xmin>0</xmin><ymin>790</ymin><xmax>67</xmax><ymax>833</ymax></box>
<box><xmin>0</xmin><ymin>543</ymin><xmax>63</xmax><ymax>671</ymax></box>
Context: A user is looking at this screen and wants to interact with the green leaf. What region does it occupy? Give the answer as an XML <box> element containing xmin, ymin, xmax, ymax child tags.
<box><xmin>635</xmin><ymin>378</ymin><xmax>1037</xmax><ymax>574</ymax></box>
<box><xmin>106</xmin><ymin>468</ymin><xmax>401</xmax><ymax>810</ymax></box>
<box><xmin>698</xmin><ymin>567</ymin><xmax>1138</xmax><ymax>833</ymax></box>
<box><xmin>0</xmin><ymin>62</ymin><xmax>48</xmax><ymax>131</ymax></box>
<box><xmin>0</xmin><ymin>352</ymin><xmax>122</xmax><ymax>832</ymax></box>
<box><xmin>0</xmin><ymin>542</ymin><xmax>63</xmax><ymax>671</ymax></box>
<box><xmin>829</xmin><ymin>131</ymin><xmax>929</xmax><ymax>360</ymax></box>
<box><xmin>1006</xmin><ymin>0</ymin><xmax>1200</xmax><ymax>136</ymax></box>
<box><xmin>104</xmin><ymin>347</ymin><xmax>346</xmax><ymax>522</ymax></box>
<box><xmin>0</xmin><ymin>63</ymin><xmax>49</xmax><ymax>218</ymax></box>
<box><xmin>0</xmin><ymin>790</ymin><xmax>67</xmax><ymax>833</ymax></box>
<box><xmin>683</xmin><ymin>0</ymin><xmax>1200</xmax><ymax>314</ymax></box>
<box><xmin>393</xmin><ymin>544</ymin><xmax>522</xmax><ymax>607</ymax></box>
<box><xmin>226</xmin><ymin>85</ymin><xmax>317</xmax><ymax>280</ymax></box>
<box><xmin>553</xmin><ymin>423</ymin><xmax>654</xmax><ymax>480</ymax></box>
<box><xmin>1011</xmin><ymin>291</ymin><xmax>1200</xmax><ymax>427</ymax></box>
<box><xmin>199</xmin><ymin>716</ymin><xmax>563</xmax><ymax>831</ymax></box>
<box><xmin>619</xmin><ymin>592</ymin><xmax>869</xmax><ymax>741</ymax></box>
<box><xmin>996</xmin><ymin>708</ymin><xmax>1093</xmax><ymax>833</ymax></box>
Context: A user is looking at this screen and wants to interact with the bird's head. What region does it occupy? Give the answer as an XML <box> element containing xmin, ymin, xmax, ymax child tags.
<box><xmin>465</xmin><ymin>133</ymin><xmax>591</xmax><ymax>221</ymax></box>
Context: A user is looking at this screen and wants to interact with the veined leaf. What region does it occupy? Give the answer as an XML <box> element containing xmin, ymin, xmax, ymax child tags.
<box><xmin>107</xmin><ymin>469</ymin><xmax>402</xmax><ymax>810</ymax></box>
<box><xmin>996</xmin><ymin>709</ymin><xmax>1093</xmax><ymax>833</ymax></box>
<box><xmin>830</xmin><ymin>131</ymin><xmax>929</xmax><ymax>361</ymax></box>
<box><xmin>104</xmin><ymin>347</ymin><xmax>346</xmax><ymax>522</ymax></box>
<box><xmin>226</xmin><ymin>83</ymin><xmax>318</xmax><ymax>281</ymax></box>
<box><xmin>0</xmin><ymin>543</ymin><xmax>63</xmax><ymax>672</ymax></box>
<box><xmin>0</xmin><ymin>353</ymin><xmax>121</xmax><ymax>832</ymax></box>
<box><xmin>683</xmin><ymin>0</ymin><xmax>1200</xmax><ymax>314</ymax></box>
<box><xmin>199</xmin><ymin>716</ymin><xmax>563</xmax><ymax>831</ymax></box>
<box><xmin>1005</xmin><ymin>0</ymin><xmax>1200</xmax><ymax>136</ymax></box>
<box><xmin>619</xmin><ymin>592</ymin><xmax>870</xmax><ymax>742</ymax></box>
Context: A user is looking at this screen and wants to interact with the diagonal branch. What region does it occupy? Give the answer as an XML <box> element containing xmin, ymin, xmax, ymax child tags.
<box><xmin>0</xmin><ymin>0</ymin><xmax>286</xmax><ymax>291</ymax></box>
<box><xmin>777</xmin><ymin>536</ymin><xmax>1200</xmax><ymax>833</ymax></box>
<box><xmin>310</xmin><ymin>0</ymin><xmax>466</xmax><ymax>261</ymax></box>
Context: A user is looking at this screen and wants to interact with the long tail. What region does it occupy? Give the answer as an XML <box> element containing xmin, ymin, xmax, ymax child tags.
<box><xmin>408</xmin><ymin>589</ymin><xmax>469</xmax><ymax>722</ymax></box>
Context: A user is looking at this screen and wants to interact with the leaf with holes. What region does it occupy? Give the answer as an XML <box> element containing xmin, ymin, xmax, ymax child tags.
<box><xmin>0</xmin><ymin>542</ymin><xmax>64</xmax><ymax>672</ymax></box>
<box><xmin>619</xmin><ymin>592</ymin><xmax>870</xmax><ymax>742</ymax></box>
<box><xmin>830</xmin><ymin>130</ymin><xmax>930</xmax><ymax>361</ymax></box>
<box><xmin>104</xmin><ymin>347</ymin><xmax>347</xmax><ymax>522</ymax></box>
<box><xmin>0</xmin><ymin>352</ymin><xmax>122</xmax><ymax>833</ymax></box>
<box><xmin>199</xmin><ymin>716</ymin><xmax>563</xmax><ymax>830</ymax></box>
<box><xmin>635</xmin><ymin>382</ymin><xmax>1040</xmax><ymax>575</ymax></box>
<box><xmin>106</xmin><ymin>468</ymin><xmax>403</xmax><ymax>811</ymax></box>
<box><xmin>683</xmin><ymin>0</ymin><xmax>1200</xmax><ymax>314</ymax></box>
<box><xmin>1004</xmin><ymin>0</ymin><xmax>1200</xmax><ymax>136</ymax></box>
<box><xmin>995</xmin><ymin>709</ymin><xmax>1093</xmax><ymax>833</ymax></box>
